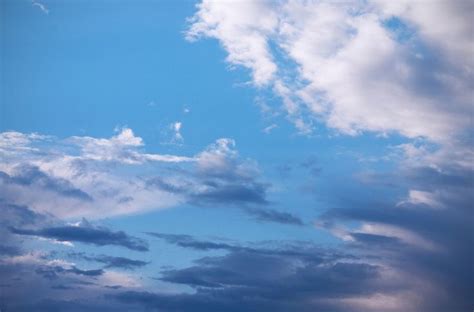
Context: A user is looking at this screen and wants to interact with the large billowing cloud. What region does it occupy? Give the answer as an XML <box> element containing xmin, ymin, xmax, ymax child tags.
<box><xmin>187</xmin><ymin>0</ymin><xmax>473</xmax><ymax>141</ymax></box>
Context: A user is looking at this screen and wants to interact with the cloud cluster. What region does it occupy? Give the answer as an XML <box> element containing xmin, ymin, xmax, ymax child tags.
<box><xmin>187</xmin><ymin>0</ymin><xmax>473</xmax><ymax>141</ymax></box>
<box><xmin>0</xmin><ymin>202</ymin><xmax>146</xmax><ymax>311</ymax></box>
<box><xmin>0</xmin><ymin>128</ymin><xmax>299</xmax><ymax>224</ymax></box>
<box><xmin>111</xmin><ymin>239</ymin><xmax>412</xmax><ymax>312</ymax></box>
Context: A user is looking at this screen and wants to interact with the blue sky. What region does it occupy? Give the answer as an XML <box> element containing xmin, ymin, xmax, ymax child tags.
<box><xmin>1</xmin><ymin>1</ymin><xmax>473</xmax><ymax>311</ymax></box>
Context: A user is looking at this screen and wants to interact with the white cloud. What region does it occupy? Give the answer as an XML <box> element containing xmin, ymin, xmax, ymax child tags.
<box><xmin>187</xmin><ymin>0</ymin><xmax>473</xmax><ymax>142</ymax></box>
<box><xmin>67</xmin><ymin>128</ymin><xmax>192</xmax><ymax>164</ymax></box>
<box><xmin>398</xmin><ymin>189</ymin><xmax>442</xmax><ymax>209</ymax></box>
<box><xmin>171</xmin><ymin>121</ymin><xmax>184</xmax><ymax>142</ymax></box>
<box><xmin>355</xmin><ymin>222</ymin><xmax>438</xmax><ymax>250</ymax></box>
<box><xmin>187</xmin><ymin>0</ymin><xmax>278</xmax><ymax>86</ymax></box>
<box><xmin>32</xmin><ymin>0</ymin><xmax>49</xmax><ymax>14</ymax></box>
<box><xmin>263</xmin><ymin>124</ymin><xmax>278</xmax><ymax>134</ymax></box>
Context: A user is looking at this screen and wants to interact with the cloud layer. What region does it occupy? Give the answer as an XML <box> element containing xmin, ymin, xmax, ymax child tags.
<box><xmin>0</xmin><ymin>128</ymin><xmax>299</xmax><ymax>224</ymax></box>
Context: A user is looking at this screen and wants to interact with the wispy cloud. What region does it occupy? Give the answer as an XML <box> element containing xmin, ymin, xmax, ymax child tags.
<box><xmin>31</xmin><ymin>0</ymin><xmax>49</xmax><ymax>14</ymax></box>
<box><xmin>10</xmin><ymin>218</ymin><xmax>149</xmax><ymax>251</ymax></box>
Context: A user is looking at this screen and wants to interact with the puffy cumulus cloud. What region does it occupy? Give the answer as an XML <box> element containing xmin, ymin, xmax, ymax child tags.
<box><xmin>187</xmin><ymin>0</ymin><xmax>473</xmax><ymax>141</ymax></box>
<box><xmin>0</xmin><ymin>128</ymin><xmax>290</xmax><ymax>222</ymax></box>
<box><xmin>190</xmin><ymin>138</ymin><xmax>270</xmax><ymax>205</ymax></box>
<box><xmin>373</xmin><ymin>0</ymin><xmax>474</xmax><ymax>68</ymax></box>
<box><xmin>186</xmin><ymin>0</ymin><xmax>279</xmax><ymax>86</ymax></box>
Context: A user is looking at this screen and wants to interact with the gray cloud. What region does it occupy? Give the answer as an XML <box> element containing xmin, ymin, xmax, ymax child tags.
<box><xmin>69</xmin><ymin>252</ymin><xmax>149</xmax><ymax>270</ymax></box>
<box><xmin>10</xmin><ymin>219</ymin><xmax>149</xmax><ymax>252</ymax></box>
<box><xmin>0</xmin><ymin>166</ymin><xmax>93</xmax><ymax>202</ymax></box>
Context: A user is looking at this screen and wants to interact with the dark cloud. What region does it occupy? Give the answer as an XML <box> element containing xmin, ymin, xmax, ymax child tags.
<box><xmin>0</xmin><ymin>201</ymin><xmax>46</xmax><ymax>227</ymax></box>
<box><xmin>146</xmin><ymin>232</ymin><xmax>240</xmax><ymax>251</ymax></box>
<box><xmin>112</xmin><ymin>247</ymin><xmax>385</xmax><ymax>312</ymax></box>
<box><xmin>243</xmin><ymin>207</ymin><xmax>304</xmax><ymax>225</ymax></box>
<box><xmin>70</xmin><ymin>252</ymin><xmax>149</xmax><ymax>270</ymax></box>
<box><xmin>147</xmin><ymin>168</ymin><xmax>304</xmax><ymax>226</ymax></box>
<box><xmin>146</xmin><ymin>232</ymin><xmax>349</xmax><ymax>264</ymax></box>
<box><xmin>5</xmin><ymin>298</ymin><xmax>131</xmax><ymax>312</ymax></box>
<box><xmin>318</xmin><ymin>163</ymin><xmax>474</xmax><ymax>311</ymax></box>
<box><xmin>300</xmin><ymin>155</ymin><xmax>322</xmax><ymax>177</ymax></box>
<box><xmin>36</xmin><ymin>265</ymin><xmax>104</xmax><ymax>280</ymax></box>
<box><xmin>0</xmin><ymin>201</ymin><xmax>49</xmax><ymax>259</ymax></box>
<box><xmin>10</xmin><ymin>220</ymin><xmax>149</xmax><ymax>252</ymax></box>
<box><xmin>0</xmin><ymin>244</ymin><xmax>22</xmax><ymax>256</ymax></box>
<box><xmin>0</xmin><ymin>166</ymin><xmax>93</xmax><ymax>202</ymax></box>
<box><xmin>149</xmin><ymin>176</ymin><xmax>270</xmax><ymax>206</ymax></box>
<box><xmin>190</xmin><ymin>181</ymin><xmax>269</xmax><ymax>205</ymax></box>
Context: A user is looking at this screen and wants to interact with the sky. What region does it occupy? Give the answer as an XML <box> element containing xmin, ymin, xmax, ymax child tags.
<box><xmin>0</xmin><ymin>0</ymin><xmax>473</xmax><ymax>311</ymax></box>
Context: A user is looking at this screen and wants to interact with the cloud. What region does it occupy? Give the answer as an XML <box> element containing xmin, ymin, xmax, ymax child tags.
<box><xmin>146</xmin><ymin>232</ymin><xmax>348</xmax><ymax>263</ymax></box>
<box><xmin>10</xmin><ymin>219</ymin><xmax>149</xmax><ymax>252</ymax></box>
<box><xmin>171</xmin><ymin>121</ymin><xmax>184</xmax><ymax>142</ymax></box>
<box><xmin>0</xmin><ymin>250</ymin><xmax>142</xmax><ymax>311</ymax></box>
<box><xmin>316</xmin><ymin>155</ymin><xmax>474</xmax><ymax>311</ymax></box>
<box><xmin>146</xmin><ymin>137</ymin><xmax>301</xmax><ymax>223</ymax></box>
<box><xmin>0</xmin><ymin>128</ymin><xmax>274</xmax><ymax>220</ymax></box>
<box><xmin>69</xmin><ymin>127</ymin><xmax>193</xmax><ymax>164</ymax></box>
<box><xmin>189</xmin><ymin>138</ymin><xmax>271</xmax><ymax>206</ymax></box>
<box><xmin>146</xmin><ymin>232</ymin><xmax>241</xmax><ymax>252</ymax></box>
<box><xmin>262</xmin><ymin>124</ymin><xmax>278</xmax><ymax>134</ymax></box>
<box><xmin>36</xmin><ymin>265</ymin><xmax>105</xmax><ymax>279</ymax></box>
<box><xmin>32</xmin><ymin>0</ymin><xmax>49</xmax><ymax>14</ymax></box>
<box><xmin>111</xmin><ymin>245</ymin><xmax>407</xmax><ymax>312</ymax></box>
<box><xmin>243</xmin><ymin>207</ymin><xmax>304</xmax><ymax>225</ymax></box>
<box><xmin>187</xmin><ymin>0</ymin><xmax>473</xmax><ymax>141</ymax></box>
<box><xmin>0</xmin><ymin>128</ymin><xmax>300</xmax><ymax>229</ymax></box>
<box><xmin>69</xmin><ymin>252</ymin><xmax>149</xmax><ymax>270</ymax></box>
<box><xmin>186</xmin><ymin>0</ymin><xmax>279</xmax><ymax>86</ymax></box>
<box><xmin>1</xmin><ymin>165</ymin><xmax>93</xmax><ymax>202</ymax></box>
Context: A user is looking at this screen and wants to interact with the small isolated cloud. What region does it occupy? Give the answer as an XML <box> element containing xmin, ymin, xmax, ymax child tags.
<box><xmin>243</xmin><ymin>207</ymin><xmax>304</xmax><ymax>226</ymax></box>
<box><xmin>32</xmin><ymin>0</ymin><xmax>49</xmax><ymax>14</ymax></box>
<box><xmin>171</xmin><ymin>121</ymin><xmax>183</xmax><ymax>142</ymax></box>
<box><xmin>263</xmin><ymin>124</ymin><xmax>278</xmax><ymax>134</ymax></box>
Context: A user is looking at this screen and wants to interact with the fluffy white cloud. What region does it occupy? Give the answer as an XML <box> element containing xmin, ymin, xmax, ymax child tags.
<box><xmin>187</xmin><ymin>0</ymin><xmax>279</xmax><ymax>86</ymax></box>
<box><xmin>187</xmin><ymin>0</ymin><xmax>473</xmax><ymax>141</ymax></box>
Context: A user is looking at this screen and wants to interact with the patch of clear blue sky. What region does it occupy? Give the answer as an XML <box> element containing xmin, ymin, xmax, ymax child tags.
<box><xmin>1</xmin><ymin>0</ymin><xmax>410</xmax><ymax>274</ymax></box>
